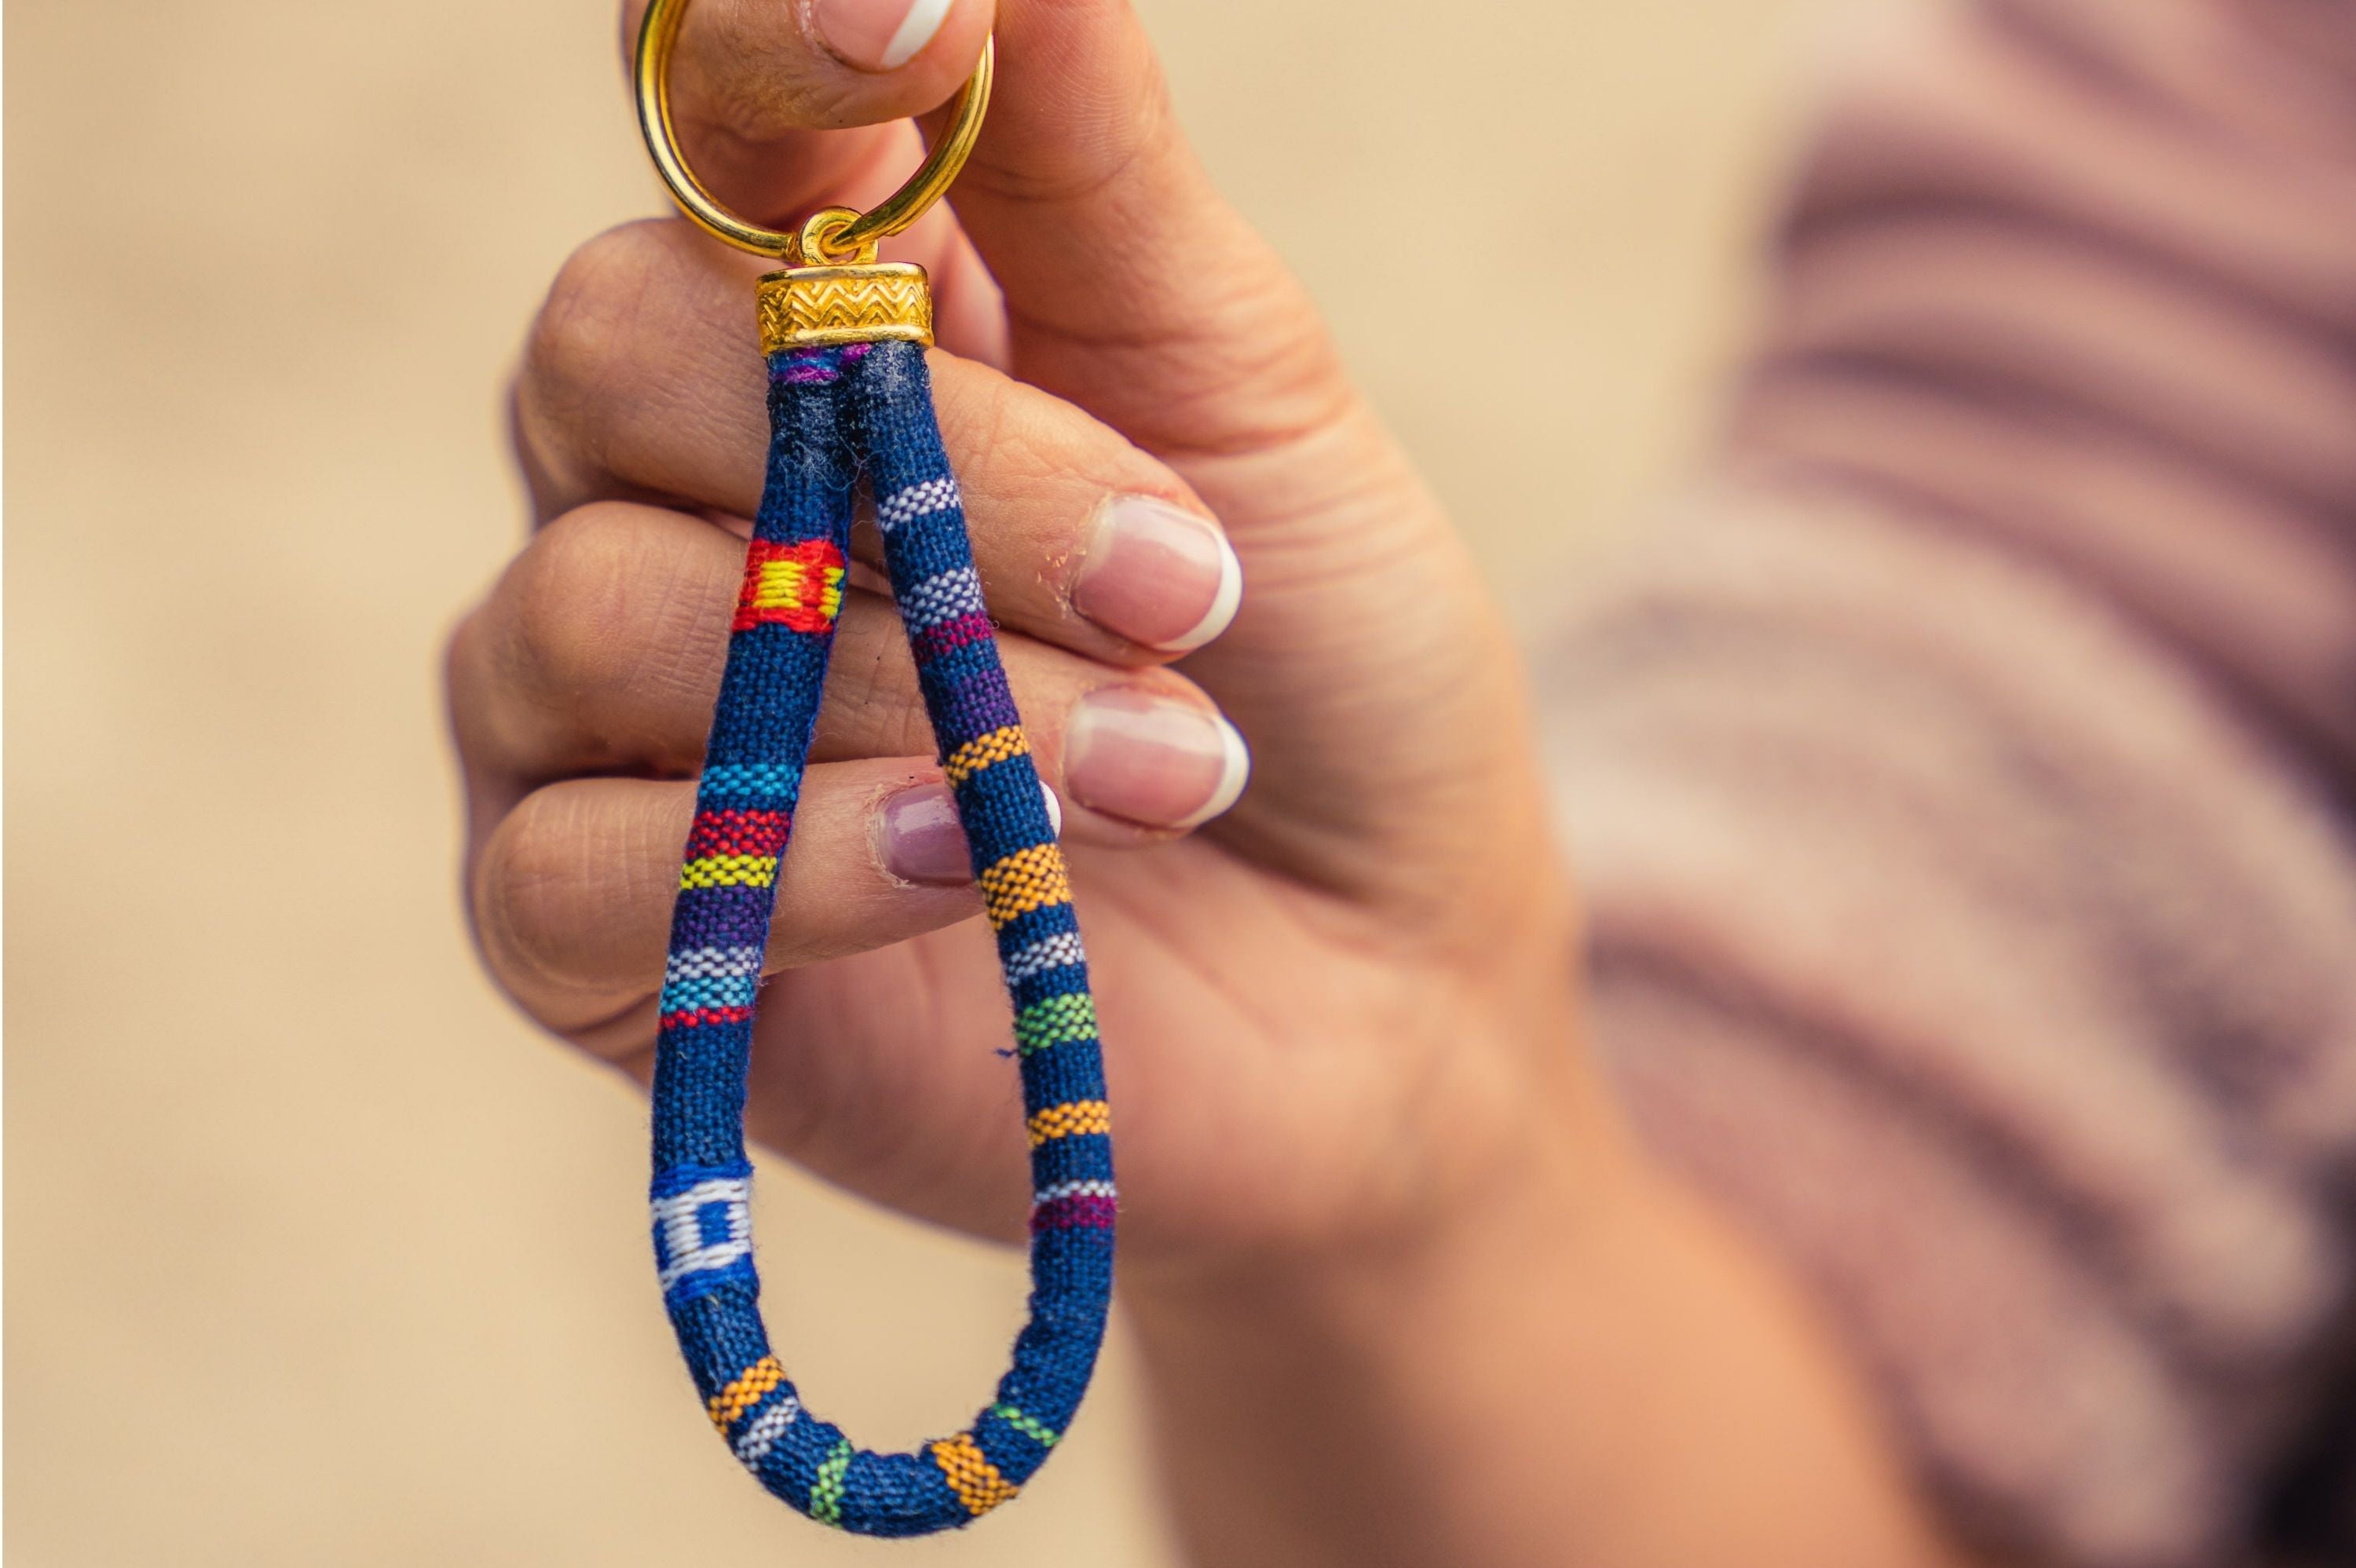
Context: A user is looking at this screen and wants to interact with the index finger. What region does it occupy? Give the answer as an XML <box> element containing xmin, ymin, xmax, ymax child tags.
<box><xmin>619</xmin><ymin>0</ymin><xmax>994</xmax><ymax>233</ymax></box>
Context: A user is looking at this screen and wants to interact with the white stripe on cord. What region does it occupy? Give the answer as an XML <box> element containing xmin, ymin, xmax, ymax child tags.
<box><xmin>876</xmin><ymin>476</ymin><xmax>960</xmax><ymax>533</ymax></box>
<box><xmin>1004</xmin><ymin>933</ymin><xmax>1086</xmax><ymax>982</ymax></box>
<box><xmin>651</xmin><ymin>1175</ymin><xmax>752</xmax><ymax>1292</ymax></box>
<box><xmin>664</xmin><ymin>945</ymin><xmax>764</xmax><ymax>982</ymax></box>
<box><xmin>734</xmin><ymin>1393</ymin><xmax>803</xmax><ymax>1463</ymax></box>
<box><xmin>897</xmin><ymin>564</ymin><xmax>985</xmax><ymax>632</ymax></box>
<box><xmin>1033</xmin><ymin>1179</ymin><xmax>1117</xmax><ymax>1204</ymax></box>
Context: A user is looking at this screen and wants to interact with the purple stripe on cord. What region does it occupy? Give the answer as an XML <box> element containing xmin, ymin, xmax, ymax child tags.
<box><xmin>1030</xmin><ymin>1195</ymin><xmax>1118</xmax><ymax>1234</ymax></box>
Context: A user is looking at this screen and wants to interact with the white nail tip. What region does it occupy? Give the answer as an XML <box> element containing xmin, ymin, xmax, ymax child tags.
<box><xmin>1158</xmin><ymin>528</ymin><xmax>1244</xmax><ymax>655</ymax></box>
<box><xmin>1041</xmin><ymin>783</ymin><xmax>1064</xmax><ymax>840</ymax></box>
<box><xmin>1169</xmin><ymin>715</ymin><xmax>1251</xmax><ymax>832</ymax></box>
<box><xmin>879</xmin><ymin>0</ymin><xmax>952</xmax><ymax>68</ymax></box>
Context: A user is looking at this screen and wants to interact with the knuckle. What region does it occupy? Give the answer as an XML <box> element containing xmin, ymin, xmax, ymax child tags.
<box><xmin>442</xmin><ymin>602</ymin><xmax>485</xmax><ymax>708</ymax></box>
<box><xmin>473</xmin><ymin>787</ymin><xmax>594</xmax><ymax>987</ymax></box>
<box><xmin>442</xmin><ymin>603</ymin><xmax>498</xmax><ymax>753</ymax></box>
<box><xmin>500</xmin><ymin>503</ymin><xmax>657</xmax><ymax>704</ymax></box>
<box><xmin>472</xmin><ymin>783</ymin><xmax>644</xmax><ymax>993</ymax></box>
<box><xmin>521</xmin><ymin>221</ymin><xmax>671</xmax><ymax>421</ymax></box>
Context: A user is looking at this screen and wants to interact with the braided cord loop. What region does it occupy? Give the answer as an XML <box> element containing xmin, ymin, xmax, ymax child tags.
<box><xmin>649</xmin><ymin>340</ymin><xmax>1114</xmax><ymax>1535</ymax></box>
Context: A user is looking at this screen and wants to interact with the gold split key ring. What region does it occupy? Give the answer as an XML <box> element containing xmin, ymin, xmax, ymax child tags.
<box><xmin>632</xmin><ymin>0</ymin><xmax>993</xmax><ymax>349</ymax></box>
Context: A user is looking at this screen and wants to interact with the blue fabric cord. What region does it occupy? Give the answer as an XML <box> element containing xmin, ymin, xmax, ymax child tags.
<box><xmin>647</xmin><ymin>338</ymin><xmax>1116</xmax><ymax>1534</ymax></box>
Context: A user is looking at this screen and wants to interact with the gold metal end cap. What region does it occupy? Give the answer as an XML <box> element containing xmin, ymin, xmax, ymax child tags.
<box><xmin>757</xmin><ymin>262</ymin><xmax>935</xmax><ymax>352</ymax></box>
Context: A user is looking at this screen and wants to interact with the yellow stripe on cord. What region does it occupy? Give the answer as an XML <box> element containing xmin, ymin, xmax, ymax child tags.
<box><xmin>708</xmin><ymin>1355</ymin><xmax>785</xmax><ymax>1429</ymax></box>
<box><xmin>931</xmin><ymin>1432</ymin><xmax>1019</xmax><ymax>1515</ymax></box>
<box><xmin>748</xmin><ymin>558</ymin><xmax>843</xmax><ymax>616</ymax></box>
<box><xmin>1026</xmin><ymin>1099</ymin><xmax>1110</xmax><ymax>1148</ymax></box>
<box><xmin>977</xmin><ymin>843</ymin><xmax>1070</xmax><ymax>929</ymax></box>
<box><xmin>681</xmin><ymin>854</ymin><xmax>778</xmax><ymax>890</ymax></box>
<box><xmin>942</xmin><ymin>726</ymin><xmax>1029</xmax><ymax>786</ymax></box>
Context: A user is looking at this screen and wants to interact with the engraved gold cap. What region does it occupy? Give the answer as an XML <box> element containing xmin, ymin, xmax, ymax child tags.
<box><xmin>756</xmin><ymin>262</ymin><xmax>934</xmax><ymax>353</ymax></box>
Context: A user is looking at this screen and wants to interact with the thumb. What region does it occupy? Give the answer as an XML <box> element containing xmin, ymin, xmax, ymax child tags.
<box><xmin>956</xmin><ymin>2</ymin><xmax>1544</xmax><ymax>921</ymax></box>
<box><xmin>946</xmin><ymin>0</ymin><xmax>1357</xmax><ymax>459</ymax></box>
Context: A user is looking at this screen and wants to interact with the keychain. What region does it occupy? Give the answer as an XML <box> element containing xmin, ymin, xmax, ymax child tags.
<box><xmin>630</xmin><ymin>8</ymin><xmax>1113</xmax><ymax>1534</ymax></box>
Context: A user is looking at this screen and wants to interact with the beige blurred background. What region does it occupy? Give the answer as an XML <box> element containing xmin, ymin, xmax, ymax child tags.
<box><xmin>6</xmin><ymin>0</ymin><xmax>1870</xmax><ymax>1561</ymax></box>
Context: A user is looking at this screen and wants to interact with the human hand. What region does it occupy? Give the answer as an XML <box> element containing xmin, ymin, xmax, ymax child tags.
<box><xmin>444</xmin><ymin>5</ymin><xmax>2002</xmax><ymax>1563</ymax></box>
<box><xmin>450</xmin><ymin>0</ymin><xmax>1597</xmax><ymax>1276</ymax></box>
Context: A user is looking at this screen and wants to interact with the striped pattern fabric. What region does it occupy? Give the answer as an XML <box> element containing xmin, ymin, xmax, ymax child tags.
<box><xmin>648</xmin><ymin>338</ymin><xmax>1114</xmax><ymax>1537</ymax></box>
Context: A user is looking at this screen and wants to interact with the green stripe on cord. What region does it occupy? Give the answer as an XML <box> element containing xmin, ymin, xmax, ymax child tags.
<box><xmin>1014</xmin><ymin>992</ymin><xmax>1098</xmax><ymax>1056</ymax></box>
<box><xmin>991</xmin><ymin>1402</ymin><xmax>1060</xmax><ymax>1447</ymax></box>
<box><xmin>810</xmin><ymin>1438</ymin><xmax>854</xmax><ymax>1526</ymax></box>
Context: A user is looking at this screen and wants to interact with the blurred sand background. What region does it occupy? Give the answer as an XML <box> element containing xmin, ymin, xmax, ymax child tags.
<box><xmin>6</xmin><ymin>1</ymin><xmax>1872</xmax><ymax>1561</ymax></box>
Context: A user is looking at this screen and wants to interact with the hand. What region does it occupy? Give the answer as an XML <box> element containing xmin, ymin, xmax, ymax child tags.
<box><xmin>447</xmin><ymin>3</ymin><xmax>1976</xmax><ymax>1563</ymax></box>
<box><xmin>452</xmin><ymin>0</ymin><xmax>1593</xmax><ymax>1271</ymax></box>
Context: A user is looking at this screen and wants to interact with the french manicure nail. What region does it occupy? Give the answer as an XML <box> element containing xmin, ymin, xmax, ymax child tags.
<box><xmin>815</xmin><ymin>0</ymin><xmax>951</xmax><ymax>71</ymax></box>
<box><xmin>1071</xmin><ymin>495</ymin><xmax>1243</xmax><ymax>654</ymax></box>
<box><xmin>877</xmin><ymin>780</ymin><xmax>1062</xmax><ymax>885</ymax></box>
<box><xmin>1066</xmin><ymin>689</ymin><xmax>1250</xmax><ymax>831</ymax></box>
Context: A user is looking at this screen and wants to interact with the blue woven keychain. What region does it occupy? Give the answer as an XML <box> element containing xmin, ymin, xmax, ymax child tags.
<box><xmin>631</xmin><ymin>13</ymin><xmax>1113</xmax><ymax>1535</ymax></box>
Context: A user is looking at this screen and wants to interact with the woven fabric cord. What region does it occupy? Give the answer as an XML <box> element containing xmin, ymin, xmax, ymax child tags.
<box><xmin>649</xmin><ymin>339</ymin><xmax>1115</xmax><ymax>1536</ymax></box>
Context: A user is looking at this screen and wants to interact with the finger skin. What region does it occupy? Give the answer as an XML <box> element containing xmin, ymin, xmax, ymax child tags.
<box><xmin>447</xmin><ymin>498</ymin><xmax>1217</xmax><ymax>807</ymax></box>
<box><xmin>512</xmin><ymin>221</ymin><xmax>1219</xmax><ymax>661</ymax></box>
<box><xmin>470</xmin><ymin>760</ymin><xmax>976</xmax><ymax>1036</ymax></box>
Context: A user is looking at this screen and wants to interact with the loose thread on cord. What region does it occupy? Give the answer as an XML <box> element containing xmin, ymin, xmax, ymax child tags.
<box><xmin>645</xmin><ymin>339</ymin><xmax>1116</xmax><ymax>1537</ymax></box>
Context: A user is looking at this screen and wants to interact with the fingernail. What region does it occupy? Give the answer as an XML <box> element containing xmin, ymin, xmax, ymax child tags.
<box><xmin>815</xmin><ymin>0</ymin><xmax>951</xmax><ymax>71</ymax></box>
<box><xmin>1066</xmin><ymin>689</ymin><xmax>1250</xmax><ymax>831</ymax></box>
<box><xmin>876</xmin><ymin>780</ymin><xmax>1062</xmax><ymax>885</ymax></box>
<box><xmin>1071</xmin><ymin>496</ymin><xmax>1243</xmax><ymax>654</ymax></box>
